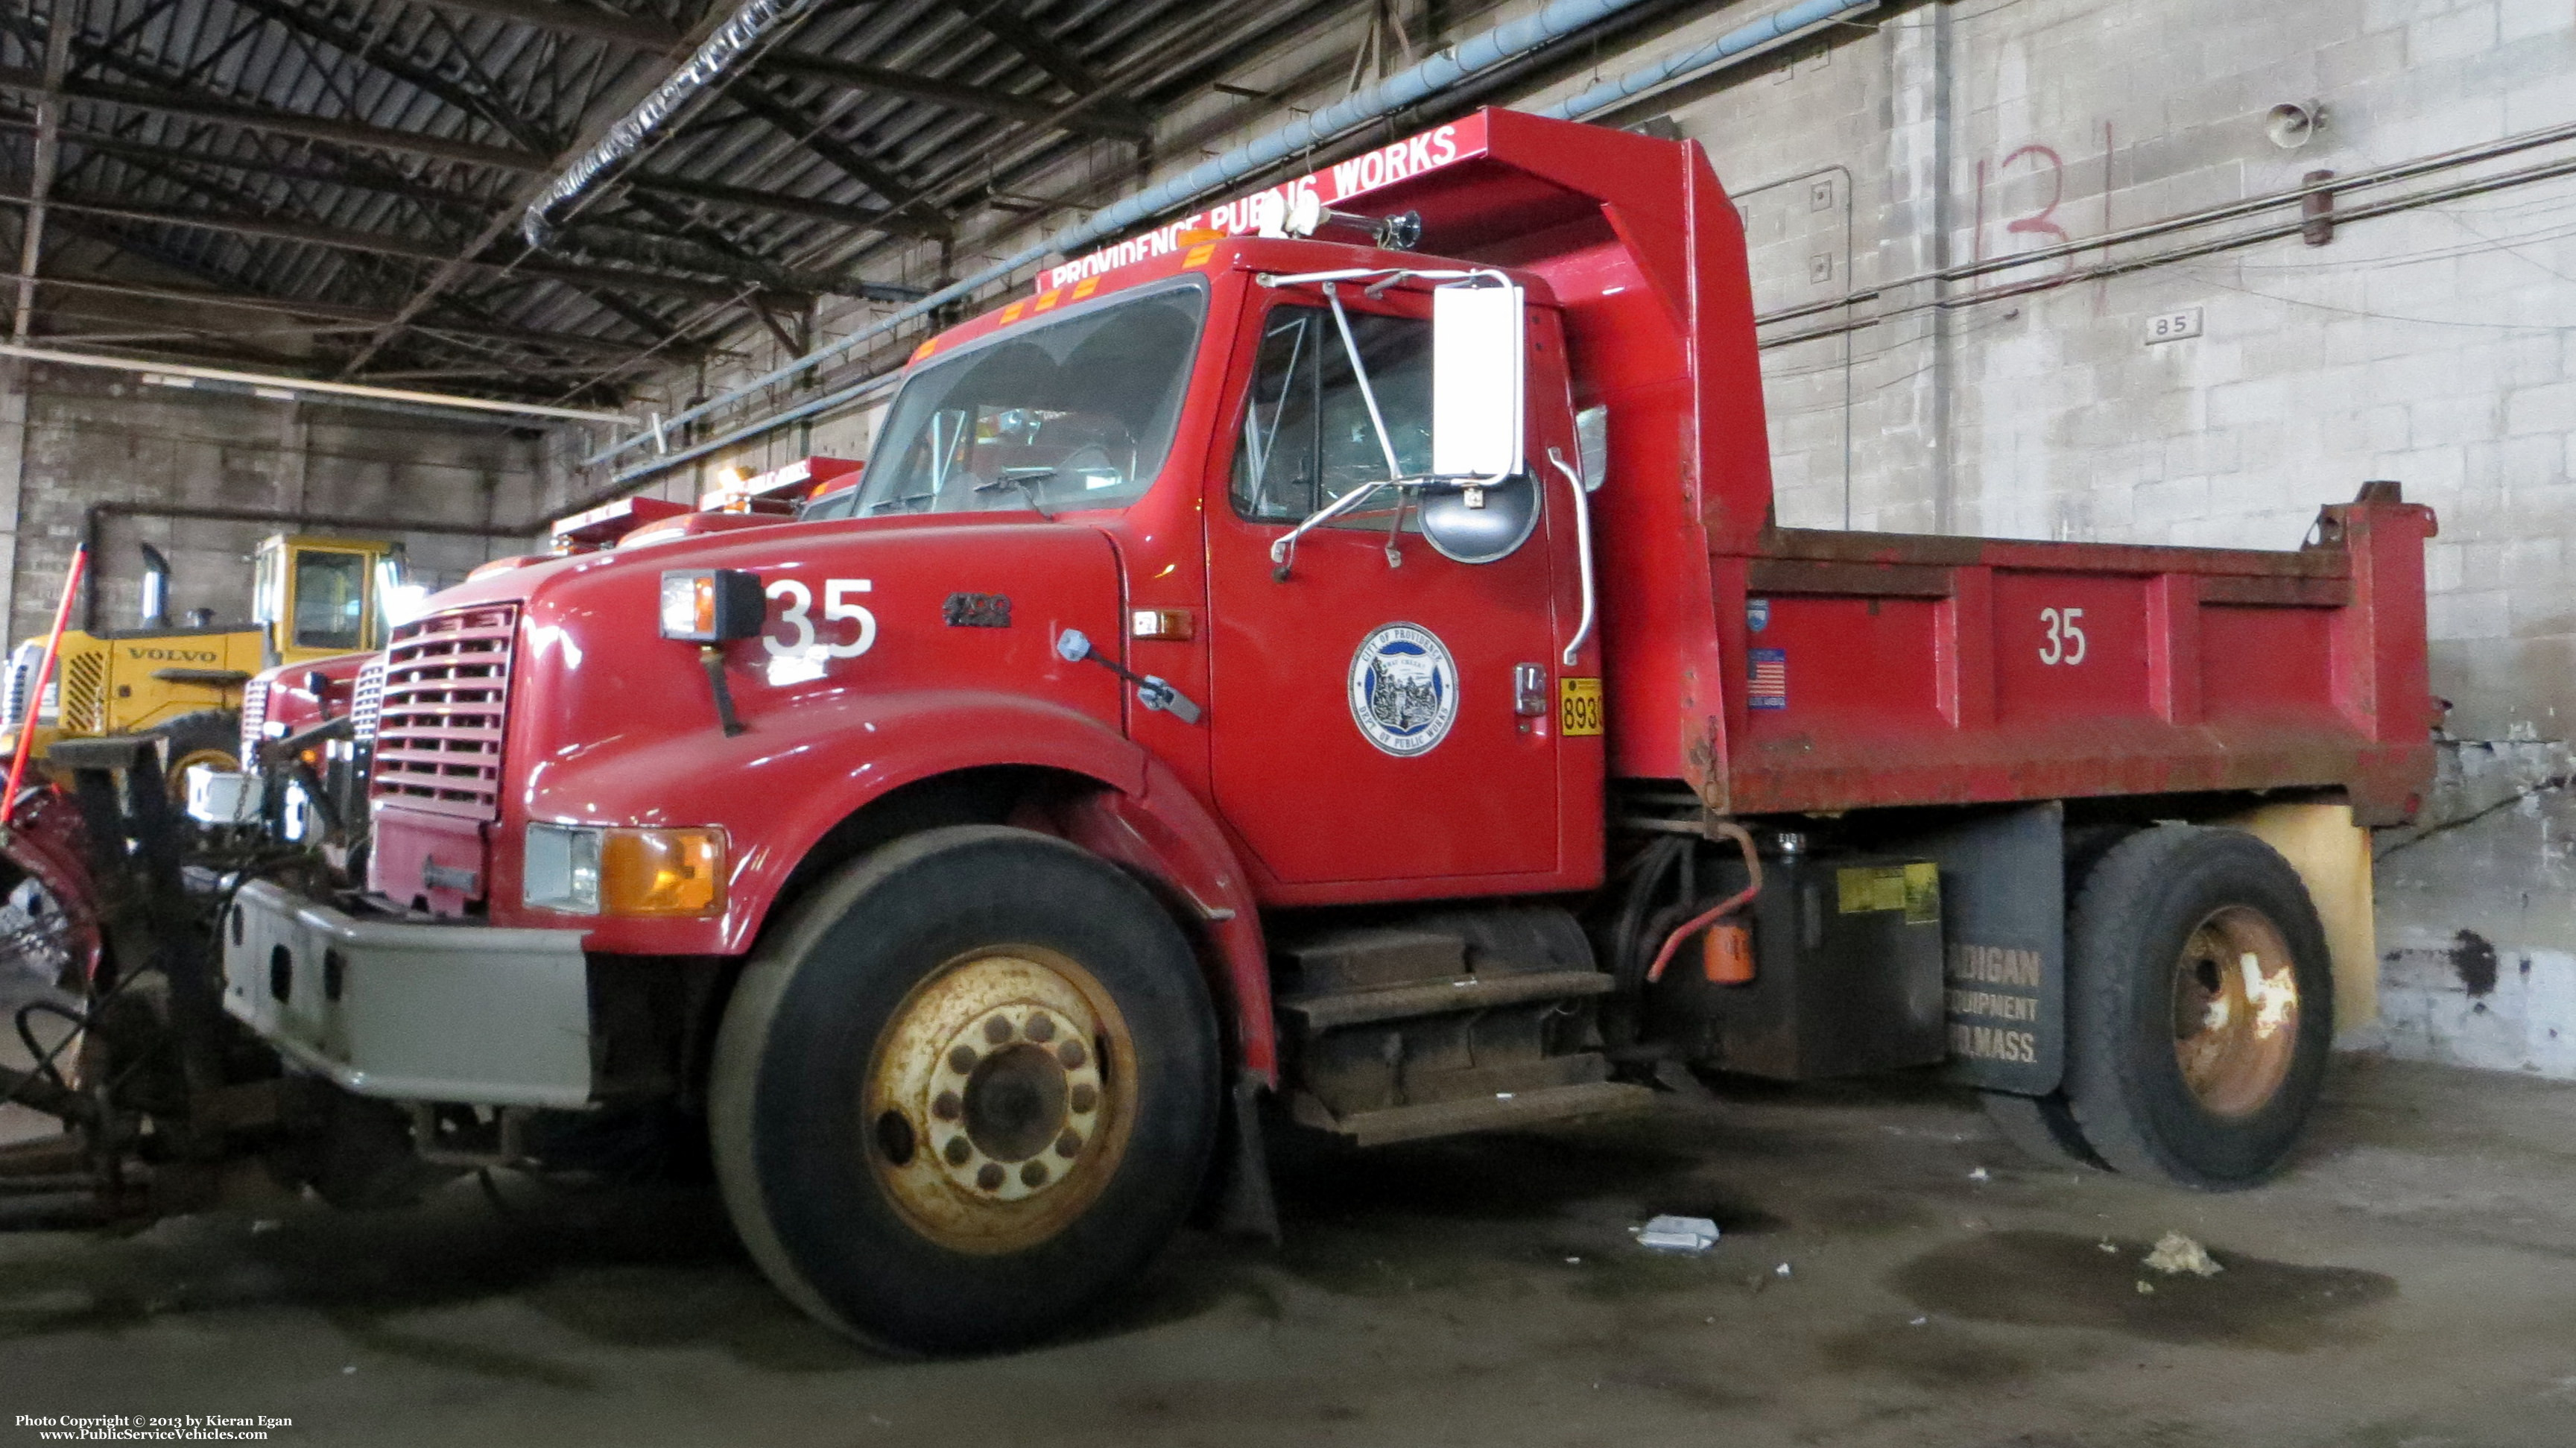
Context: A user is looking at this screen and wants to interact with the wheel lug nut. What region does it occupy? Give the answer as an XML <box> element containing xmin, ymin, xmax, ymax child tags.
<box><xmin>977</xmin><ymin>1163</ymin><xmax>1005</xmax><ymax>1191</ymax></box>
<box><xmin>1025</xmin><ymin>1013</ymin><xmax>1056</xmax><ymax>1043</ymax></box>
<box><xmin>1056</xmin><ymin>1131</ymin><xmax>1083</xmax><ymax>1159</ymax></box>
<box><xmin>944</xmin><ymin>1136</ymin><xmax>972</xmax><ymax>1166</ymax></box>
<box><xmin>1020</xmin><ymin>1161</ymin><xmax>1049</xmax><ymax>1187</ymax></box>
<box><xmin>931</xmin><ymin>1091</ymin><xmax>962</xmax><ymax>1122</ymax></box>
<box><xmin>983</xmin><ymin>1016</ymin><xmax>1014</xmax><ymax>1045</ymax></box>
<box><xmin>1056</xmin><ymin>1040</ymin><xmax>1086</xmax><ymax>1069</ymax></box>
<box><xmin>947</xmin><ymin>1045</ymin><xmax>978</xmax><ymax>1074</ymax></box>
<box><xmin>1069</xmin><ymin>1083</ymin><xmax>1098</xmax><ymax>1113</ymax></box>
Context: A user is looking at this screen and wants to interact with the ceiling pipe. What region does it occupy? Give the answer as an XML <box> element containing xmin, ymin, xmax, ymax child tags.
<box><xmin>1539</xmin><ymin>0</ymin><xmax>1878</xmax><ymax>121</ymax></box>
<box><xmin>590</xmin><ymin>0</ymin><xmax>1882</xmax><ymax>486</ymax></box>
<box><xmin>585</xmin><ymin>0</ymin><xmax>1712</xmax><ymax>472</ymax></box>
<box><xmin>0</xmin><ymin>344</ymin><xmax>628</xmax><ymax>424</ymax></box>
<box><xmin>520</xmin><ymin>0</ymin><xmax>829</xmax><ymax>248</ymax></box>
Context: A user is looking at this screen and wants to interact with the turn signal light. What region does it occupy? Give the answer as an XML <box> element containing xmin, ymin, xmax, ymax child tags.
<box><xmin>525</xmin><ymin>823</ymin><xmax>724</xmax><ymax>917</ymax></box>
<box><xmin>600</xmin><ymin>828</ymin><xmax>724</xmax><ymax>917</ymax></box>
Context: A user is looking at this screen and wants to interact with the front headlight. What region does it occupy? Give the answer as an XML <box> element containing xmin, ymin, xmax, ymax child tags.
<box><xmin>523</xmin><ymin>823</ymin><xmax>601</xmax><ymax>913</ymax></box>
<box><xmin>525</xmin><ymin>823</ymin><xmax>724</xmax><ymax>917</ymax></box>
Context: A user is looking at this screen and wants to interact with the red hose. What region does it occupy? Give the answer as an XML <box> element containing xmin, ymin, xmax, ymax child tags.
<box><xmin>4</xmin><ymin>545</ymin><xmax>89</xmax><ymax>829</ymax></box>
<box><xmin>1644</xmin><ymin>821</ymin><xmax>1764</xmax><ymax>984</ymax></box>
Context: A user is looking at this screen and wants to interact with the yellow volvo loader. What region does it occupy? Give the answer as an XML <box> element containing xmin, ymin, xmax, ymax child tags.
<box><xmin>1</xmin><ymin>534</ymin><xmax>407</xmax><ymax>791</ymax></box>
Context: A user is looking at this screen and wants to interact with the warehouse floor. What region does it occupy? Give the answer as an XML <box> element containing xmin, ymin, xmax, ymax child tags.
<box><xmin>3</xmin><ymin>1056</ymin><xmax>2572</xmax><ymax>1447</ymax></box>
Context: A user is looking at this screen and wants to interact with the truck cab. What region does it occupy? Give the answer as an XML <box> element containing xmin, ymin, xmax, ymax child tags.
<box><xmin>214</xmin><ymin>110</ymin><xmax>2432</xmax><ymax>1354</ymax></box>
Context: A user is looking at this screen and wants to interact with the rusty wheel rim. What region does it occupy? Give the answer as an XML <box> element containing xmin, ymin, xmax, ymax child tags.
<box><xmin>863</xmin><ymin>944</ymin><xmax>1136</xmax><ymax>1255</ymax></box>
<box><xmin>2170</xmin><ymin>905</ymin><xmax>2302</xmax><ymax>1118</ymax></box>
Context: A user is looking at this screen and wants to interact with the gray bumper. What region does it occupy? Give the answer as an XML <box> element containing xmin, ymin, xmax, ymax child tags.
<box><xmin>221</xmin><ymin>879</ymin><xmax>594</xmax><ymax>1108</ymax></box>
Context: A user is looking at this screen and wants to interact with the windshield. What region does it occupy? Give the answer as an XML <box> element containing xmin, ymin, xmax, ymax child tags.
<box><xmin>851</xmin><ymin>280</ymin><xmax>1206</xmax><ymax>518</ymax></box>
<box><xmin>1231</xmin><ymin>303</ymin><xmax>1430</xmax><ymax>528</ymax></box>
<box><xmin>292</xmin><ymin>550</ymin><xmax>369</xmax><ymax>651</ymax></box>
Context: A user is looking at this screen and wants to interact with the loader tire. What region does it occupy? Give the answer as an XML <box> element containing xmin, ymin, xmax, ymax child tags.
<box><xmin>148</xmin><ymin>709</ymin><xmax>241</xmax><ymax>805</ymax></box>
<box><xmin>2063</xmin><ymin>824</ymin><xmax>2333</xmax><ymax>1189</ymax></box>
<box><xmin>711</xmin><ymin>826</ymin><xmax>1220</xmax><ymax>1353</ymax></box>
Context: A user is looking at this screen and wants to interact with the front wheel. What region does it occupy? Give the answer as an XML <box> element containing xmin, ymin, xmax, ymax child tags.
<box><xmin>711</xmin><ymin>825</ymin><xmax>1220</xmax><ymax>1353</ymax></box>
<box><xmin>2063</xmin><ymin>825</ymin><xmax>2334</xmax><ymax>1189</ymax></box>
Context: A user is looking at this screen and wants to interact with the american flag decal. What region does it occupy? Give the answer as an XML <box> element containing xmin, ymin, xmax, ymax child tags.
<box><xmin>1748</xmin><ymin>648</ymin><xmax>1788</xmax><ymax>709</ymax></box>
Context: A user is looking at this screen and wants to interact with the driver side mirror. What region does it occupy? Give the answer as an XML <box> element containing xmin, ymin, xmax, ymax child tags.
<box><xmin>1430</xmin><ymin>281</ymin><xmax>1525</xmax><ymax>481</ymax></box>
<box><xmin>1423</xmin><ymin>281</ymin><xmax>1535</xmax><ymax>566</ymax></box>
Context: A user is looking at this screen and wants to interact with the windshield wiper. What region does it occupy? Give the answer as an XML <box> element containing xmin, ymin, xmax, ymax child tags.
<box><xmin>867</xmin><ymin>491</ymin><xmax>935</xmax><ymax>514</ymax></box>
<box><xmin>978</xmin><ymin>466</ymin><xmax>1058</xmax><ymax>519</ymax></box>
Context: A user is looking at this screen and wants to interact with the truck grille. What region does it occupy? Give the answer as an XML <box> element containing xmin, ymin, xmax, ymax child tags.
<box><xmin>238</xmin><ymin>679</ymin><xmax>269</xmax><ymax>766</ymax></box>
<box><xmin>57</xmin><ymin>648</ymin><xmax>105</xmax><ymax>734</ymax></box>
<box><xmin>369</xmin><ymin>604</ymin><xmax>517</xmax><ymax>820</ymax></box>
<box><xmin>349</xmin><ymin>659</ymin><xmax>386</xmax><ymax>745</ymax></box>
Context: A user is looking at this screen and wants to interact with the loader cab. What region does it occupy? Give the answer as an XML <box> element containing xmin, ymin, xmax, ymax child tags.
<box><xmin>249</xmin><ymin>534</ymin><xmax>408</xmax><ymax>667</ymax></box>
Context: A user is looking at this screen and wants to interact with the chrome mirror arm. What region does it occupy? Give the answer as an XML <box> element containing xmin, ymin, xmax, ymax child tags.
<box><xmin>1322</xmin><ymin>282</ymin><xmax>1407</xmax><ymax>485</ymax></box>
<box><xmin>1268</xmin><ymin>479</ymin><xmax>1400</xmax><ymax>578</ymax></box>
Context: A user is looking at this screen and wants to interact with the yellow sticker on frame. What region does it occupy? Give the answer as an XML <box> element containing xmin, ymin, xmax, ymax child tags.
<box><xmin>1559</xmin><ymin>677</ymin><xmax>1604</xmax><ymax>736</ymax></box>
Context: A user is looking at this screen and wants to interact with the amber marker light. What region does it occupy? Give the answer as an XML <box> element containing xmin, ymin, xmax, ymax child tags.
<box><xmin>527</xmin><ymin>823</ymin><xmax>725</xmax><ymax>917</ymax></box>
<box><xmin>600</xmin><ymin>827</ymin><xmax>725</xmax><ymax>917</ymax></box>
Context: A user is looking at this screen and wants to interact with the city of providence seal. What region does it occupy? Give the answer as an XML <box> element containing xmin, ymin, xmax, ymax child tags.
<box><xmin>1348</xmin><ymin>623</ymin><xmax>1460</xmax><ymax>756</ymax></box>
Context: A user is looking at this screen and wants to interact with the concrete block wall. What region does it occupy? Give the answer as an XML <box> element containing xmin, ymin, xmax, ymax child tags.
<box><xmin>0</xmin><ymin>362</ymin><xmax>550</xmax><ymax>647</ymax></box>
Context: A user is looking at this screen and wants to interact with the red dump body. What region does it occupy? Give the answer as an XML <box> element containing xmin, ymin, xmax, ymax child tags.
<box><xmin>1165</xmin><ymin>107</ymin><xmax>2437</xmax><ymax>826</ymax></box>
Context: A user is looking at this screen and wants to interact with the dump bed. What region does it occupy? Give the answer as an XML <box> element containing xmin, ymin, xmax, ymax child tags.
<box><xmin>1724</xmin><ymin>499</ymin><xmax>2435</xmax><ymax>823</ymax></box>
<box><xmin>1282</xmin><ymin>109</ymin><xmax>2434</xmax><ymax>826</ymax></box>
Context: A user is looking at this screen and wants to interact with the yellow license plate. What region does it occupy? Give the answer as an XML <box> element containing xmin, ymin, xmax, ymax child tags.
<box><xmin>1559</xmin><ymin>677</ymin><xmax>1604</xmax><ymax>736</ymax></box>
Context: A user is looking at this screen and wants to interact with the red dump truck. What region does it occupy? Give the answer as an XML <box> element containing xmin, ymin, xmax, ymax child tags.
<box><xmin>209</xmin><ymin>109</ymin><xmax>2432</xmax><ymax>1351</ymax></box>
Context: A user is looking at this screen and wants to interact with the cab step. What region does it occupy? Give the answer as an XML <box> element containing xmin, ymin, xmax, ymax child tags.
<box><xmin>1291</xmin><ymin>1078</ymin><xmax>1655</xmax><ymax>1148</ymax></box>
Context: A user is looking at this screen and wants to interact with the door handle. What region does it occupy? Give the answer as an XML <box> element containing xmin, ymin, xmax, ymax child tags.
<box><xmin>1513</xmin><ymin>663</ymin><xmax>1548</xmax><ymax>717</ymax></box>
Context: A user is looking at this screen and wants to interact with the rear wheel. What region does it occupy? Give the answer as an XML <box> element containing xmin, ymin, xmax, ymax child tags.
<box><xmin>147</xmin><ymin>709</ymin><xmax>240</xmax><ymax>806</ymax></box>
<box><xmin>2063</xmin><ymin>825</ymin><xmax>2332</xmax><ymax>1189</ymax></box>
<box><xmin>711</xmin><ymin>825</ymin><xmax>1220</xmax><ymax>1353</ymax></box>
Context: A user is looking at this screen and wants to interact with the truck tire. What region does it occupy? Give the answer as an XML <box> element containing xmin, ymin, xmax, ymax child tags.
<box><xmin>148</xmin><ymin>709</ymin><xmax>241</xmax><ymax>804</ymax></box>
<box><xmin>2063</xmin><ymin>824</ymin><xmax>2333</xmax><ymax>1189</ymax></box>
<box><xmin>711</xmin><ymin>825</ymin><xmax>1221</xmax><ymax>1353</ymax></box>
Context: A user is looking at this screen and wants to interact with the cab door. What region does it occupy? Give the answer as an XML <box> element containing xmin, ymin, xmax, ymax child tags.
<box><xmin>1204</xmin><ymin>288</ymin><xmax>1564</xmax><ymax>893</ymax></box>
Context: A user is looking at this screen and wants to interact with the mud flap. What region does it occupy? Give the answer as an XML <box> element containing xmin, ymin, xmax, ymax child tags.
<box><xmin>2224</xmin><ymin>802</ymin><xmax>2376</xmax><ymax>1034</ymax></box>
<box><xmin>1910</xmin><ymin>803</ymin><xmax>2066</xmax><ymax>1096</ymax></box>
<box><xmin>1207</xmin><ymin>1071</ymin><xmax>1281</xmax><ymax>1244</ymax></box>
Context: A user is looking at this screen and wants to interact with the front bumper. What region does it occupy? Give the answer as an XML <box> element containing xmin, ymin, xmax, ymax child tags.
<box><xmin>221</xmin><ymin>880</ymin><xmax>593</xmax><ymax>1108</ymax></box>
